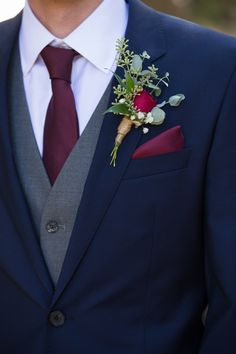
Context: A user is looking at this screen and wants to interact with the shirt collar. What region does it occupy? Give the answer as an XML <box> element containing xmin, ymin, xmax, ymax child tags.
<box><xmin>19</xmin><ymin>0</ymin><xmax>128</xmax><ymax>75</ymax></box>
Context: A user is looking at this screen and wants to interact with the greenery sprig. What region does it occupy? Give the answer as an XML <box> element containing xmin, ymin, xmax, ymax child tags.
<box><xmin>106</xmin><ymin>38</ymin><xmax>185</xmax><ymax>166</ymax></box>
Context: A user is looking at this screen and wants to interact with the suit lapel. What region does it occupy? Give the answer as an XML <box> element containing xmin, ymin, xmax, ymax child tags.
<box><xmin>0</xmin><ymin>13</ymin><xmax>54</xmax><ymax>306</ymax></box>
<box><xmin>52</xmin><ymin>0</ymin><xmax>167</xmax><ymax>305</ymax></box>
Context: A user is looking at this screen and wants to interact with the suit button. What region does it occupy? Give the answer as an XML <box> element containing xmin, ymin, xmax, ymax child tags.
<box><xmin>48</xmin><ymin>310</ymin><xmax>65</xmax><ymax>327</ymax></box>
<box><xmin>46</xmin><ymin>221</ymin><xmax>59</xmax><ymax>233</ymax></box>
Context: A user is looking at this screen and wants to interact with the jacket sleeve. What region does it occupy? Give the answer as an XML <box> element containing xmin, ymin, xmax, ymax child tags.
<box><xmin>200</xmin><ymin>63</ymin><xmax>236</xmax><ymax>353</ymax></box>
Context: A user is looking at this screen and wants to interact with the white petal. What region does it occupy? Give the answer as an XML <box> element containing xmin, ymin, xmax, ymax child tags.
<box><xmin>138</xmin><ymin>112</ymin><xmax>145</xmax><ymax>119</ymax></box>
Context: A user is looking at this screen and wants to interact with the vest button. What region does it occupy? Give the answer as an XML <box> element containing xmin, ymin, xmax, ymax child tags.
<box><xmin>46</xmin><ymin>221</ymin><xmax>59</xmax><ymax>233</ymax></box>
<box><xmin>48</xmin><ymin>310</ymin><xmax>65</xmax><ymax>327</ymax></box>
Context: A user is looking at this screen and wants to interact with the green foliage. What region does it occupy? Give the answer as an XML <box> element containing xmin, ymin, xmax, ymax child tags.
<box><xmin>151</xmin><ymin>107</ymin><xmax>166</xmax><ymax>125</ymax></box>
<box><xmin>106</xmin><ymin>38</ymin><xmax>185</xmax><ymax>127</ymax></box>
<box><xmin>105</xmin><ymin>104</ymin><xmax>130</xmax><ymax>115</ymax></box>
<box><xmin>169</xmin><ymin>94</ymin><xmax>186</xmax><ymax>107</ymax></box>
<box><xmin>107</xmin><ymin>37</ymin><xmax>186</xmax><ymax>167</ymax></box>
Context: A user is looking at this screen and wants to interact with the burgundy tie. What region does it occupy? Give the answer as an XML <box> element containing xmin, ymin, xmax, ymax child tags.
<box><xmin>41</xmin><ymin>45</ymin><xmax>79</xmax><ymax>184</ymax></box>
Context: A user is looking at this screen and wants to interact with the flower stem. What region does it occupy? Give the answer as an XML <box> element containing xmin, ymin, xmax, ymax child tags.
<box><xmin>110</xmin><ymin>116</ymin><xmax>134</xmax><ymax>167</ymax></box>
<box><xmin>110</xmin><ymin>142</ymin><xmax>120</xmax><ymax>167</ymax></box>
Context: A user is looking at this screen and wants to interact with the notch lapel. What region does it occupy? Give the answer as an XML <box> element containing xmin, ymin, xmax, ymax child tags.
<box><xmin>0</xmin><ymin>13</ymin><xmax>54</xmax><ymax>307</ymax></box>
<box><xmin>52</xmin><ymin>0</ymin><xmax>167</xmax><ymax>305</ymax></box>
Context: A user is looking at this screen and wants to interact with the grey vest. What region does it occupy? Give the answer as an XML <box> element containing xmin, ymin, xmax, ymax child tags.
<box><xmin>9</xmin><ymin>44</ymin><xmax>112</xmax><ymax>285</ymax></box>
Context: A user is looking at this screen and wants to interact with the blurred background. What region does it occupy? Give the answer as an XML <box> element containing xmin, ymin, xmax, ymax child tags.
<box><xmin>0</xmin><ymin>0</ymin><xmax>236</xmax><ymax>36</ymax></box>
<box><xmin>144</xmin><ymin>0</ymin><xmax>236</xmax><ymax>35</ymax></box>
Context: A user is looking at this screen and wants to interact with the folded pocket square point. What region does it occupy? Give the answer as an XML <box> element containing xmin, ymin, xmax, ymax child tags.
<box><xmin>132</xmin><ymin>125</ymin><xmax>184</xmax><ymax>159</ymax></box>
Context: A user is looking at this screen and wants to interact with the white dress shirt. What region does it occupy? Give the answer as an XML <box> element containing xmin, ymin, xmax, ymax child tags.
<box><xmin>19</xmin><ymin>0</ymin><xmax>129</xmax><ymax>155</ymax></box>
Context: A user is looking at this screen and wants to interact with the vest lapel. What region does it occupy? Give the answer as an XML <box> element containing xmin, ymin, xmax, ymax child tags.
<box><xmin>51</xmin><ymin>0</ymin><xmax>167</xmax><ymax>306</ymax></box>
<box><xmin>0</xmin><ymin>14</ymin><xmax>54</xmax><ymax>306</ymax></box>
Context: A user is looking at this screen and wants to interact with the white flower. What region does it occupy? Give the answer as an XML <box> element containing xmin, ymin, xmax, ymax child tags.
<box><xmin>137</xmin><ymin>112</ymin><xmax>145</xmax><ymax>120</ymax></box>
<box><xmin>143</xmin><ymin>127</ymin><xmax>149</xmax><ymax>134</ymax></box>
<box><xmin>142</xmin><ymin>51</ymin><xmax>150</xmax><ymax>59</ymax></box>
<box><xmin>130</xmin><ymin>115</ymin><xmax>136</xmax><ymax>121</ymax></box>
<box><xmin>146</xmin><ymin>117</ymin><xmax>153</xmax><ymax>124</ymax></box>
<box><xmin>119</xmin><ymin>98</ymin><xmax>126</xmax><ymax>104</ymax></box>
<box><xmin>146</xmin><ymin>112</ymin><xmax>154</xmax><ymax>123</ymax></box>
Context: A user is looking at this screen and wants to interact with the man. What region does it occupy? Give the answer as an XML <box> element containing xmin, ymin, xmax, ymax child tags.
<box><xmin>0</xmin><ymin>0</ymin><xmax>236</xmax><ymax>353</ymax></box>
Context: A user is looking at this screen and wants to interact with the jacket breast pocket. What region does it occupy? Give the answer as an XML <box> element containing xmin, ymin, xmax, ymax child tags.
<box><xmin>123</xmin><ymin>148</ymin><xmax>192</xmax><ymax>179</ymax></box>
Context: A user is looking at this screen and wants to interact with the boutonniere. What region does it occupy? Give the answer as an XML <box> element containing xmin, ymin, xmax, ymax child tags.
<box><xmin>106</xmin><ymin>38</ymin><xmax>185</xmax><ymax>166</ymax></box>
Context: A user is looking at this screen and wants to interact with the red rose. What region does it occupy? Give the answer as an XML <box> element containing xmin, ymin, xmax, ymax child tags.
<box><xmin>133</xmin><ymin>90</ymin><xmax>156</xmax><ymax>113</ymax></box>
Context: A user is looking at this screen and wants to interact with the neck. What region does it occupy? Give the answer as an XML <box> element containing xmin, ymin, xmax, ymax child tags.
<box><xmin>28</xmin><ymin>0</ymin><xmax>103</xmax><ymax>38</ymax></box>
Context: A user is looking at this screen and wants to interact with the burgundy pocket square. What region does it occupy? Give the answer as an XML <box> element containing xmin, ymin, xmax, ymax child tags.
<box><xmin>132</xmin><ymin>126</ymin><xmax>184</xmax><ymax>159</ymax></box>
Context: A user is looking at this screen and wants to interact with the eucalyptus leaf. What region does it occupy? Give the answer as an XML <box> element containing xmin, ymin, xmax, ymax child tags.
<box><xmin>151</xmin><ymin>106</ymin><xmax>166</xmax><ymax>125</ymax></box>
<box><xmin>132</xmin><ymin>55</ymin><xmax>143</xmax><ymax>71</ymax></box>
<box><xmin>169</xmin><ymin>94</ymin><xmax>185</xmax><ymax>107</ymax></box>
<box><xmin>105</xmin><ymin>104</ymin><xmax>130</xmax><ymax>115</ymax></box>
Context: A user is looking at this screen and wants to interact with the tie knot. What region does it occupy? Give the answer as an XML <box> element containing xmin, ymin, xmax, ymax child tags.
<box><xmin>41</xmin><ymin>45</ymin><xmax>78</xmax><ymax>82</ymax></box>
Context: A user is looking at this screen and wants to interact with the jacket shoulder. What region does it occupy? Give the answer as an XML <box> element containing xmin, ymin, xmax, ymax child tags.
<box><xmin>134</xmin><ymin>1</ymin><xmax>236</xmax><ymax>62</ymax></box>
<box><xmin>0</xmin><ymin>13</ymin><xmax>22</xmax><ymax>48</ymax></box>
<box><xmin>143</xmin><ymin>5</ymin><xmax>236</xmax><ymax>68</ymax></box>
<box><xmin>158</xmin><ymin>11</ymin><xmax>236</xmax><ymax>50</ymax></box>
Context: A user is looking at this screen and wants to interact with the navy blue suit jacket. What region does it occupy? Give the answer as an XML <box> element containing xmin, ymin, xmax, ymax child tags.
<box><xmin>1</xmin><ymin>0</ymin><xmax>236</xmax><ymax>353</ymax></box>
